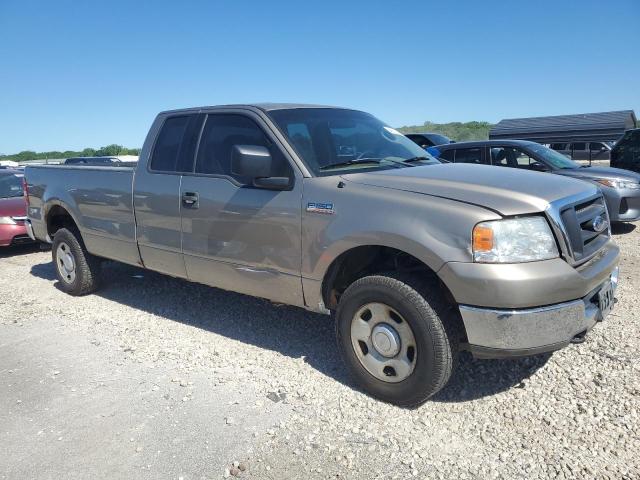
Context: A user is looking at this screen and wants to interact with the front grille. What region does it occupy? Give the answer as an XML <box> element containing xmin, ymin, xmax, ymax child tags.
<box><xmin>559</xmin><ymin>195</ymin><xmax>610</xmax><ymax>263</ymax></box>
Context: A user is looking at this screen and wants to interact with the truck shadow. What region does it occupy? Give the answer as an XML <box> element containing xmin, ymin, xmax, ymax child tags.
<box><xmin>0</xmin><ymin>243</ymin><xmax>43</xmax><ymax>258</ymax></box>
<box><xmin>432</xmin><ymin>352</ymin><xmax>551</xmax><ymax>402</ymax></box>
<box><xmin>30</xmin><ymin>260</ymin><xmax>550</xmax><ymax>404</ymax></box>
<box><xmin>611</xmin><ymin>223</ymin><xmax>636</xmax><ymax>235</ymax></box>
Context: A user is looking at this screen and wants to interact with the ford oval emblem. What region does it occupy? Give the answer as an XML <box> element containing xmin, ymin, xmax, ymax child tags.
<box><xmin>592</xmin><ymin>215</ymin><xmax>606</xmax><ymax>233</ymax></box>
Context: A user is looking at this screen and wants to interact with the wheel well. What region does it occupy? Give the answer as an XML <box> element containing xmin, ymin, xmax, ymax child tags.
<box><xmin>322</xmin><ymin>245</ymin><xmax>467</xmax><ymax>344</ymax></box>
<box><xmin>321</xmin><ymin>246</ymin><xmax>453</xmax><ymax>309</ymax></box>
<box><xmin>46</xmin><ymin>205</ymin><xmax>78</xmax><ymax>238</ymax></box>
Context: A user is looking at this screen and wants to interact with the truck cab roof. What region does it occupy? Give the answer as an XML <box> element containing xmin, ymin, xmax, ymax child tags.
<box><xmin>158</xmin><ymin>103</ymin><xmax>355</xmax><ymax>116</ymax></box>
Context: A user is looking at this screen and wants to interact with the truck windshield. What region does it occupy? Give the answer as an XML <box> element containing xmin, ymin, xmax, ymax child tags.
<box><xmin>426</xmin><ymin>133</ymin><xmax>451</xmax><ymax>145</ymax></box>
<box><xmin>268</xmin><ymin>108</ymin><xmax>440</xmax><ymax>176</ymax></box>
<box><xmin>528</xmin><ymin>144</ymin><xmax>581</xmax><ymax>170</ymax></box>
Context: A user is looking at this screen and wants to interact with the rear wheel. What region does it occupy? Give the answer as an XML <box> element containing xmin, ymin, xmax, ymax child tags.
<box><xmin>335</xmin><ymin>274</ymin><xmax>458</xmax><ymax>407</ymax></box>
<box><xmin>52</xmin><ymin>228</ymin><xmax>101</xmax><ymax>295</ymax></box>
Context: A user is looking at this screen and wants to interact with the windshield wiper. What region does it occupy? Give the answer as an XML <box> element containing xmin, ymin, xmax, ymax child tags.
<box><xmin>402</xmin><ymin>156</ymin><xmax>431</xmax><ymax>163</ymax></box>
<box><xmin>319</xmin><ymin>157</ymin><xmax>413</xmax><ymax>170</ymax></box>
<box><xmin>319</xmin><ymin>158</ymin><xmax>384</xmax><ymax>170</ymax></box>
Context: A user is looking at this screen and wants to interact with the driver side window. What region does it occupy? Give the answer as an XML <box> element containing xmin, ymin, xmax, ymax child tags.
<box><xmin>514</xmin><ymin>149</ymin><xmax>535</xmax><ymax>168</ymax></box>
<box><xmin>491</xmin><ymin>147</ymin><xmax>540</xmax><ymax>170</ymax></box>
<box><xmin>195</xmin><ymin>114</ymin><xmax>292</xmax><ymax>183</ymax></box>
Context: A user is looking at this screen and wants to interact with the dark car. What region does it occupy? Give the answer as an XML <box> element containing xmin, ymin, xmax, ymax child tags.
<box><xmin>549</xmin><ymin>142</ymin><xmax>612</xmax><ymax>161</ymax></box>
<box><xmin>610</xmin><ymin>128</ymin><xmax>640</xmax><ymax>173</ymax></box>
<box><xmin>405</xmin><ymin>132</ymin><xmax>453</xmax><ymax>148</ymax></box>
<box><xmin>64</xmin><ymin>156</ymin><xmax>122</xmax><ymax>166</ymax></box>
<box><xmin>430</xmin><ymin>140</ymin><xmax>640</xmax><ymax>223</ymax></box>
<box><xmin>0</xmin><ymin>169</ymin><xmax>33</xmax><ymax>246</ymax></box>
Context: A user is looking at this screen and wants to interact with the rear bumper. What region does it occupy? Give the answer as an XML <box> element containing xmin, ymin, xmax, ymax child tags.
<box><xmin>0</xmin><ymin>223</ymin><xmax>32</xmax><ymax>247</ymax></box>
<box><xmin>459</xmin><ymin>266</ymin><xmax>619</xmax><ymax>358</ymax></box>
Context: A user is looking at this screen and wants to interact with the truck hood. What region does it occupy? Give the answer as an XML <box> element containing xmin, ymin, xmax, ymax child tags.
<box><xmin>343</xmin><ymin>163</ymin><xmax>598</xmax><ymax>216</ymax></box>
<box><xmin>554</xmin><ymin>166</ymin><xmax>640</xmax><ymax>182</ymax></box>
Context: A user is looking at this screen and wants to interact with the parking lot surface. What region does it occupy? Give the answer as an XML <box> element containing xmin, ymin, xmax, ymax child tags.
<box><xmin>1</xmin><ymin>224</ymin><xmax>639</xmax><ymax>479</ymax></box>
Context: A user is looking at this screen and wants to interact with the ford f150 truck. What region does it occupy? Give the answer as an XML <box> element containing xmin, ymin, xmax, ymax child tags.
<box><xmin>25</xmin><ymin>104</ymin><xmax>620</xmax><ymax>406</ymax></box>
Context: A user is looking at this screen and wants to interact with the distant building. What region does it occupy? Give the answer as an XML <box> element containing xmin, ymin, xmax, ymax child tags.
<box><xmin>0</xmin><ymin>160</ymin><xmax>20</xmax><ymax>168</ymax></box>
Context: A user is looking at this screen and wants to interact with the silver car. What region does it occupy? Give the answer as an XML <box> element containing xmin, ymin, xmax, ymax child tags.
<box><xmin>428</xmin><ymin>140</ymin><xmax>640</xmax><ymax>223</ymax></box>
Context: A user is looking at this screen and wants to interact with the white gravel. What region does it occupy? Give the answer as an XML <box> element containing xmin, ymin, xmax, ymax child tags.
<box><xmin>1</xmin><ymin>224</ymin><xmax>639</xmax><ymax>479</ymax></box>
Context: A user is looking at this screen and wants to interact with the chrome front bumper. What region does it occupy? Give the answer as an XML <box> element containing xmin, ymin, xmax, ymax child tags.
<box><xmin>459</xmin><ymin>266</ymin><xmax>619</xmax><ymax>358</ymax></box>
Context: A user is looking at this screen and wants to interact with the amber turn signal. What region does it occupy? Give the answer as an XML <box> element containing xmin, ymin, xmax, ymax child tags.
<box><xmin>473</xmin><ymin>224</ymin><xmax>494</xmax><ymax>252</ymax></box>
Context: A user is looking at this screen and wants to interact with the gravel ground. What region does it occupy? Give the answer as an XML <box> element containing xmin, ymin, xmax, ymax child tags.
<box><xmin>1</xmin><ymin>224</ymin><xmax>639</xmax><ymax>480</ymax></box>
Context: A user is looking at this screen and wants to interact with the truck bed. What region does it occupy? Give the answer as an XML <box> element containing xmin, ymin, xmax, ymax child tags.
<box><xmin>26</xmin><ymin>164</ymin><xmax>142</xmax><ymax>266</ymax></box>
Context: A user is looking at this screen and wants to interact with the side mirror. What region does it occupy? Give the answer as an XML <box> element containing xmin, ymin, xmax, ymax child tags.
<box><xmin>231</xmin><ymin>145</ymin><xmax>291</xmax><ymax>190</ymax></box>
<box><xmin>530</xmin><ymin>162</ymin><xmax>549</xmax><ymax>172</ymax></box>
<box><xmin>232</xmin><ymin>145</ymin><xmax>272</xmax><ymax>178</ymax></box>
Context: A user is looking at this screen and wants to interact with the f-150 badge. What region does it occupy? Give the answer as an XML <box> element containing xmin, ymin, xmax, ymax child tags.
<box><xmin>307</xmin><ymin>202</ymin><xmax>335</xmax><ymax>214</ymax></box>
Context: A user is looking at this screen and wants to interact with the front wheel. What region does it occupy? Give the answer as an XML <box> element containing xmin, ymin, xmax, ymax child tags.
<box><xmin>52</xmin><ymin>228</ymin><xmax>101</xmax><ymax>296</ymax></box>
<box><xmin>335</xmin><ymin>274</ymin><xmax>458</xmax><ymax>407</ymax></box>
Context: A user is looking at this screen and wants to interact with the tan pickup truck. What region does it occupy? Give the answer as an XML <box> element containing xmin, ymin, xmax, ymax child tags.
<box><xmin>25</xmin><ymin>104</ymin><xmax>619</xmax><ymax>406</ymax></box>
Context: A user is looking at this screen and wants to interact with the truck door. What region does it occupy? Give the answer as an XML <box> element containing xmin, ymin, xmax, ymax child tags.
<box><xmin>133</xmin><ymin>113</ymin><xmax>204</xmax><ymax>278</ymax></box>
<box><xmin>179</xmin><ymin>111</ymin><xmax>304</xmax><ymax>306</ymax></box>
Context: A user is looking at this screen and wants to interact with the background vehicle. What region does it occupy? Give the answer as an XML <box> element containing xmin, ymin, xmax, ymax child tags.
<box><xmin>0</xmin><ymin>169</ymin><xmax>32</xmax><ymax>247</ymax></box>
<box><xmin>610</xmin><ymin>128</ymin><xmax>640</xmax><ymax>173</ymax></box>
<box><xmin>25</xmin><ymin>105</ymin><xmax>619</xmax><ymax>406</ymax></box>
<box><xmin>404</xmin><ymin>132</ymin><xmax>453</xmax><ymax>148</ymax></box>
<box><xmin>431</xmin><ymin>140</ymin><xmax>640</xmax><ymax>223</ymax></box>
<box><xmin>64</xmin><ymin>156</ymin><xmax>123</xmax><ymax>166</ymax></box>
<box><xmin>549</xmin><ymin>142</ymin><xmax>612</xmax><ymax>161</ymax></box>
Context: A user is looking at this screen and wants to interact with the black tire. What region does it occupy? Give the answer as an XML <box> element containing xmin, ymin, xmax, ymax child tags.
<box><xmin>335</xmin><ymin>274</ymin><xmax>459</xmax><ymax>407</ymax></box>
<box><xmin>52</xmin><ymin>227</ymin><xmax>101</xmax><ymax>296</ymax></box>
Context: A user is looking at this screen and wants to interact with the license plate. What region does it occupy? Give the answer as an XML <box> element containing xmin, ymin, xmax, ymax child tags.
<box><xmin>598</xmin><ymin>281</ymin><xmax>615</xmax><ymax>319</ymax></box>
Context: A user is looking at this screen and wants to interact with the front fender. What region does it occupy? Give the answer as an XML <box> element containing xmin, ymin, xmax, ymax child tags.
<box><xmin>301</xmin><ymin>177</ymin><xmax>501</xmax><ymax>281</ymax></box>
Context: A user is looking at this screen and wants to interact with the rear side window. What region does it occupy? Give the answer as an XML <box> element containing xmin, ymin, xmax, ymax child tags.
<box><xmin>149</xmin><ymin>115</ymin><xmax>203</xmax><ymax>172</ymax></box>
<box><xmin>0</xmin><ymin>173</ymin><xmax>24</xmax><ymax>198</ymax></box>
<box><xmin>571</xmin><ymin>143</ymin><xmax>586</xmax><ymax>151</ymax></box>
<box><xmin>150</xmin><ymin>116</ymin><xmax>189</xmax><ymax>171</ymax></box>
<box><xmin>453</xmin><ymin>148</ymin><xmax>485</xmax><ymax>164</ymax></box>
<box><xmin>550</xmin><ymin>143</ymin><xmax>567</xmax><ymax>150</ymax></box>
<box><xmin>195</xmin><ymin>114</ymin><xmax>291</xmax><ymax>183</ymax></box>
<box><xmin>439</xmin><ymin>150</ymin><xmax>455</xmax><ymax>162</ymax></box>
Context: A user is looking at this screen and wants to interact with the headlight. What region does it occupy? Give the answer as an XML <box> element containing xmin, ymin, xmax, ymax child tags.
<box><xmin>472</xmin><ymin>217</ymin><xmax>559</xmax><ymax>263</ymax></box>
<box><xmin>0</xmin><ymin>216</ymin><xmax>17</xmax><ymax>225</ymax></box>
<box><xmin>594</xmin><ymin>178</ymin><xmax>640</xmax><ymax>189</ymax></box>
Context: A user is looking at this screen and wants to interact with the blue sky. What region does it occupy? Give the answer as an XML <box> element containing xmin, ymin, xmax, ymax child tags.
<box><xmin>1</xmin><ymin>0</ymin><xmax>638</xmax><ymax>153</ymax></box>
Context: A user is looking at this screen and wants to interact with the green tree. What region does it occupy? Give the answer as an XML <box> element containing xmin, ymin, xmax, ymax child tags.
<box><xmin>95</xmin><ymin>144</ymin><xmax>126</xmax><ymax>156</ymax></box>
<box><xmin>0</xmin><ymin>145</ymin><xmax>141</xmax><ymax>162</ymax></box>
<box><xmin>397</xmin><ymin>121</ymin><xmax>494</xmax><ymax>142</ymax></box>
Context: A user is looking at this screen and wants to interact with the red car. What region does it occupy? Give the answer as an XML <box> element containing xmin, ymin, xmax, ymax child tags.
<box><xmin>0</xmin><ymin>169</ymin><xmax>33</xmax><ymax>247</ymax></box>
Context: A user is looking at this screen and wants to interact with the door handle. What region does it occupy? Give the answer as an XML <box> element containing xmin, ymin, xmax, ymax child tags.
<box><xmin>182</xmin><ymin>192</ymin><xmax>199</xmax><ymax>208</ymax></box>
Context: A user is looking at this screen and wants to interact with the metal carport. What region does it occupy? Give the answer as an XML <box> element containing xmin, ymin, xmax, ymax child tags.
<box><xmin>489</xmin><ymin>110</ymin><xmax>637</xmax><ymax>144</ymax></box>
